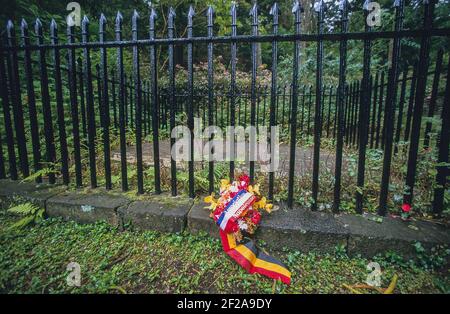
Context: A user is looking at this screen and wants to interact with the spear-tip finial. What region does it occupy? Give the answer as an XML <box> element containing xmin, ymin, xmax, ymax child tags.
<box><xmin>34</xmin><ymin>18</ymin><xmax>43</xmax><ymax>38</ymax></box>
<box><xmin>99</xmin><ymin>14</ymin><xmax>107</xmax><ymax>36</ymax></box>
<box><xmin>133</xmin><ymin>9</ymin><xmax>139</xmax><ymax>19</ymax></box>
<box><xmin>50</xmin><ymin>19</ymin><xmax>58</xmax><ymax>39</ymax></box>
<box><xmin>150</xmin><ymin>6</ymin><xmax>157</xmax><ymax>20</ymax></box>
<box><xmin>100</xmin><ymin>13</ymin><xmax>107</xmax><ymax>26</ymax></box>
<box><xmin>6</xmin><ymin>20</ymin><xmax>14</xmax><ymax>34</ymax></box>
<box><xmin>50</xmin><ymin>18</ymin><xmax>57</xmax><ymax>30</ymax></box>
<box><xmin>115</xmin><ymin>11</ymin><xmax>123</xmax><ymax>23</ymax></box>
<box><xmin>115</xmin><ymin>11</ymin><xmax>123</xmax><ymax>30</ymax></box>
<box><xmin>393</xmin><ymin>0</ymin><xmax>402</xmax><ymax>7</ymax></box>
<box><xmin>81</xmin><ymin>15</ymin><xmax>89</xmax><ymax>33</ymax></box>
<box><xmin>230</xmin><ymin>2</ymin><xmax>237</xmax><ymax>17</ymax></box>
<box><xmin>168</xmin><ymin>7</ymin><xmax>175</xmax><ymax>30</ymax></box>
<box><xmin>132</xmin><ymin>9</ymin><xmax>140</xmax><ymax>27</ymax></box>
<box><xmin>206</xmin><ymin>5</ymin><xmax>214</xmax><ymax>16</ymax></box>
<box><xmin>339</xmin><ymin>0</ymin><xmax>349</xmax><ymax>11</ymax></box>
<box><xmin>20</xmin><ymin>18</ymin><xmax>28</xmax><ymax>29</ymax></box>
<box><xmin>314</xmin><ymin>0</ymin><xmax>326</xmax><ymax>13</ymax></box>
<box><xmin>188</xmin><ymin>5</ymin><xmax>195</xmax><ymax>26</ymax></box>
<box><xmin>292</xmin><ymin>1</ymin><xmax>303</xmax><ymax>14</ymax></box>
<box><xmin>249</xmin><ymin>2</ymin><xmax>258</xmax><ymax>17</ymax></box>
<box><xmin>149</xmin><ymin>7</ymin><xmax>157</xmax><ymax>32</ymax></box>
<box><xmin>206</xmin><ymin>5</ymin><xmax>214</xmax><ymax>26</ymax></box>
<box><xmin>270</xmin><ymin>3</ymin><xmax>279</xmax><ymax>16</ymax></box>
<box><xmin>188</xmin><ymin>5</ymin><xmax>195</xmax><ymax>18</ymax></box>
<box><xmin>363</xmin><ymin>0</ymin><xmax>371</xmax><ymax>10</ymax></box>
<box><xmin>35</xmin><ymin>17</ymin><xmax>42</xmax><ymax>30</ymax></box>
<box><xmin>169</xmin><ymin>6</ymin><xmax>176</xmax><ymax>18</ymax></box>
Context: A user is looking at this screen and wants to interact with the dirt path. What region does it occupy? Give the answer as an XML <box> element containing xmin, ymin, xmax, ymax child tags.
<box><xmin>111</xmin><ymin>140</ymin><xmax>345</xmax><ymax>176</ymax></box>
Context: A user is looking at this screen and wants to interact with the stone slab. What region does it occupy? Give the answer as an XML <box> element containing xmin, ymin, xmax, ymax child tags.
<box><xmin>0</xmin><ymin>179</ymin><xmax>65</xmax><ymax>210</ymax></box>
<box><xmin>187</xmin><ymin>201</ymin><xmax>220</xmax><ymax>239</ymax></box>
<box><xmin>336</xmin><ymin>213</ymin><xmax>450</xmax><ymax>259</ymax></box>
<box><xmin>257</xmin><ymin>204</ymin><xmax>348</xmax><ymax>253</ymax></box>
<box><xmin>46</xmin><ymin>189</ymin><xmax>130</xmax><ymax>226</ymax></box>
<box><xmin>118</xmin><ymin>194</ymin><xmax>193</xmax><ymax>233</ymax></box>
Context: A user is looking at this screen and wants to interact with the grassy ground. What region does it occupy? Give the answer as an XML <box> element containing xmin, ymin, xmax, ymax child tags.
<box><xmin>0</xmin><ymin>210</ymin><xmax>448</xmax><ymax>294</ymax></box>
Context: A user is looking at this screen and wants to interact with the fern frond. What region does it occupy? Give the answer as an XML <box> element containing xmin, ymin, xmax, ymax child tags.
<box><xmin>7</xmin><ymin>203</ymin><xmax>45</xmax><ymax>230</ymax></box>
<box><xmin>8</xmin><ymin>215</ymin><xmax>35</xmax><ymax>230</ymax></box>
<box><xmin>7</xmin><ymin>203</ymin><xmax>40</xmax><ymax>216</ymax></box>
<box><xmin>21</xmin><ymin>168</ymin><xmax>58</xmax><ymax>183</ymax></box>
<box><xmin>34</xmin><ymin>208</ymin><xmax>45</xmax><ymax>223</ymax></box>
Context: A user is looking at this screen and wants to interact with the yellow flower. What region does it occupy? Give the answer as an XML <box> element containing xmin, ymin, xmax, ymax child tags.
<box><xmin>204</xmin><ymin>193</ymin><xmax>216</xmax><ymax>204</ymax></box>
<box><xmin>255</xmin><ymin>197</ymin><xmax>267</xmax><ymax>209</ymax></box>
<box><xmin>220</xmin><ymin>179</ymin><xmax>230</xmax><ymax>187</ymax></box>
<box><xmin>264</xmin><ymin>203</ymin><xmax>273</xmax><ymax>213</ymax></box>
<box><xmin>208</xmin><ymin>202</ymin><xmax>217</xmax><ymax>211</ymax></box>
<box><xmin>204</xmin><ymin>193</ymin><xmax>218</xmax><ymax>211</ymax></box>
<box><xmin>220</xmin><ymin>179</ymin><xmax>231</xmax><ymax>192</ymax></box>
<box><xmin>248</xmin><ymin>184</ymin><xmax>260</xmax><ymax>196</ymax></box>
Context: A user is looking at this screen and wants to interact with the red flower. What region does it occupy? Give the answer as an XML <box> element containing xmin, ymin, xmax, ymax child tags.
<box><xmin>213</xmin><ymin>204</ymin><xmax>225</xmax><ymax>222</ymax></box>
<box><xmin>401</xmin><ymin>203</ymin><xmax>411</xmax><ymax>213</ymax></box>
<box><xmin>238</xmin><ymin>174</ymin><xmax>250</xmax><ymax>189</ymax></box>
<box><xmin>249</xmin><ymin>210</ymin><xmax>261</xmax><ymax>225</ymax></box>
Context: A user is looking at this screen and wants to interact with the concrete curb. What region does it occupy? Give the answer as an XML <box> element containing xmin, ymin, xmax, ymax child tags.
<box><xmin>0</xmin><ymin>179</ymin><xmax>448</xmax><ymax>259</ymax></box>
<box><xmin>46</xmin><ymin>189</ymin><xmax>130</xmax><ymax>226</ymax></box>
<box><xmin>118</xmin><ymin>194</ymin><xmax>193</xmax><ymax>233</ymax></box>
<box><xmin>0</xmin><ymin>179</ymin><xmax>65</xmax><ymax>210</ymax></box>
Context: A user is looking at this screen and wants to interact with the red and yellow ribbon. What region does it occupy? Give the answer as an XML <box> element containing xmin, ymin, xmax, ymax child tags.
<box><xmin>219</xmin><ymin>230</ymin><xmax>291</xmax><ymax>285</ymax></box>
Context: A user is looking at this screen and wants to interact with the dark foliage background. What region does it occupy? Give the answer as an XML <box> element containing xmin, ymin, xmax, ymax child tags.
<box><xmin>1</xmin><ymin>0</ymin><xmax>449</xmax><ymax>85</ymax></box>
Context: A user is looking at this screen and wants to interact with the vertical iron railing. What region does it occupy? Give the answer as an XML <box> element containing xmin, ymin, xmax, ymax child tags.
<box><xmin>6</xmin><ymin>21</ymin><xmax>29</xmax><ymax>178</ymax></box>
<box><xmin>21</xmin><ymin>19</ymin><xmax>41</xmax><ymax>182</ymax></box>
<box><xmin>207</xmin><ymin>5</ymin><xmax>215</xmax><ymax>194</ymax></box>
<box><xmin>311</xmin><ymin>0</ymin><xmax>325</xmax><ymax>211</ymax></box>
<box><xmin>432</xmin><ymin>54</ymin><xmax>450</xmax><ymax>216</ymax></box>
<box><xmin>187</xmin><ymin>6</ymin><xmax>195</xmax><ymax>198</ymax></box>
<box><xmin>333</xmin><ymin>0</ymin><xmax>349</xmax><ymax>213</ymax></box>
<box><xmin>115</xmin><ymin>11</ymin><xmax>128</xmax><ymax>191</ymax></box>
<box><xmin>168</xmin><ymin>7</ymin><xmax>177</xmax><ymax>196</ymax></box>
<box><xmin>0</xmin><ymin>1</ymin><xmax>448</xmax><ymax>219</ymax></box>
<box><xmin>229</xmin><ymin>3</ymin><xmax>237</xmax><ymax>182</ymax></box>
<box><xmin>51</xmin><ymin>20</ymin><xmax>70</xmax><ymax>185</ymax></box>
<box><xmin>132</xmin><ymin>10</ymin><xmax>144</xmax><ymax>194</ymax></box>
<box><xmin>99</xmin><ymin>14</ymin><xmax>112</xmax><ymax>190</ymax></box>
<box><xmin>82</xmin><ymin>16</ymin><xmax>97</xmax><ymax>188</ymax></box>
<box><xmin>35</xmin><ymin>18</ymin><xmax>56</xmax><ymax>184</ymax></box>
<box><xmin>287</xmin><ymin>1</ymin><xmax>302</xmax><ymax>208</ymax></box>
<box><xmin>403</xmin><ymin>0</ymin><xmax>436</xmax><ymax>208</ymax></box>
<box><xmin>268</xmin><ymin>2</ymin><xmax>279</xmax><ymax>201</ymax></box>
<box><xmin>150</xmin><ymin>7</ymin><xmax>161</xmax><ymax>194</ymax></box>
<box><xmin>378</xmin><ymin>0</ymin><xmax>404</xmax><ymax>216</ymax></box>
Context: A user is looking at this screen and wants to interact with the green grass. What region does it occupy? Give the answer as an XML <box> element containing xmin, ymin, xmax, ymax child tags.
<box><xmin>0</xmin><ymin>210</ymin><xmax>448</xmax><ymax>294</ymax></box>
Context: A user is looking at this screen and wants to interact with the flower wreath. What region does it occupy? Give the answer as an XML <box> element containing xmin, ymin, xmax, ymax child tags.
<box><xmin>204</xmin><ymin>174</ymin><xmax>291</xmax><ymax>285</ymax></box>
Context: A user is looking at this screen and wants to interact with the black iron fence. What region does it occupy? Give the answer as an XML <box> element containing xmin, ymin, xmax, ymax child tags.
<box><xmin>0</xmin><ymin>0</ymin><xmax>449</xmax><ymax>216</ymax></box>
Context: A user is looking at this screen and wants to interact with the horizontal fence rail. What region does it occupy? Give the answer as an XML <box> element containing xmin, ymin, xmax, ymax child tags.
<box><xmin>0</xmin><ymin>0</ymin><xmax>449</xmax><ymax>218</ymax></box>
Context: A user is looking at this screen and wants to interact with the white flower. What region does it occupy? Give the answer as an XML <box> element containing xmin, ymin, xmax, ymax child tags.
<box><xmin>238</xmin><ymin>220</ymin><xmax>248</xmax><ymax>231</ymax></box>
<box><xmin>230</xmin><ymin>183</ymin><xmax>238</xmax><ymax>193</ymax></box>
